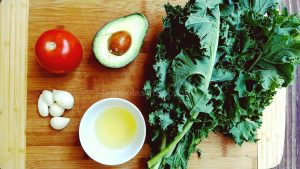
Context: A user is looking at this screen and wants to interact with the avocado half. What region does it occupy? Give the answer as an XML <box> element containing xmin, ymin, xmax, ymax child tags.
<box><xmin>92</xmin><ymin>13</ymin><xmax>149</xmax><ymax>68</ymax></box>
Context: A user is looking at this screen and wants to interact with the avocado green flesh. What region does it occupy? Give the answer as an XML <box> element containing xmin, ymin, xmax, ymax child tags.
<box><xmin>93</xmin><ymin>13</ymin><xmax>149</xmax><ymax>68</ymax></box>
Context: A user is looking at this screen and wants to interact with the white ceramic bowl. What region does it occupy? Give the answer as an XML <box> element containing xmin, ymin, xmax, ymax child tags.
<box><xmin>79</xmin><ymin>98</ymin><xmax>146</xmax><ymax>165</ymax></box>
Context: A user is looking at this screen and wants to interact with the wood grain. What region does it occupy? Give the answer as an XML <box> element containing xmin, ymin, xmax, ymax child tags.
<box><xmin>26</xmin><ymin>1</ymin><xmax>258</xmax><ymax>169</ymax></box>
<box><xmin>0</xmin><ymin>0</ymin><xmax>28</xmax><ymax>169</ymax></box>
<box><xmin>0</xmin><ymin>0</ymin><xmax>289</xmax><ymax>168</ymax></box>
<box><xmin>258</xmin><ymin>88</ymin><xmax>286</xmax><ymax>169</ymax></box>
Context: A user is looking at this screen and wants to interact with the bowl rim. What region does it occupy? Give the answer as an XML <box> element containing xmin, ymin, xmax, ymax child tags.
<box><xmin>79</xmin><ymin>97</ymin><xmax>146</xmax><ymax>165</ymax></box>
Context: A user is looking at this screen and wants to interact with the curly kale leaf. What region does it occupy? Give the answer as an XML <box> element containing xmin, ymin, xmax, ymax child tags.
<box><xmin>144</xmin><ymin>0</ymin><xmax>300</xmax><ymax>168</ymax></box>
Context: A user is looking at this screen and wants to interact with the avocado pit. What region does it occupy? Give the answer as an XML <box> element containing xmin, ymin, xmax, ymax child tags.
<box><xmin>108</xmin><ymin>31</ymin><xmax>132</xmax><ymax>56</ymax></box>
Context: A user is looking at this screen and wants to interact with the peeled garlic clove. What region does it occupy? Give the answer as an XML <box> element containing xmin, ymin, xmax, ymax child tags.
<box><xmin>53</xmin><ymin>90</ymin><xmax>74</xmax><ymax>110</ymax></box>
<box><xmin>38</xmin><ymin>95</ymin><xmax>49</xmax><ymax>117</ymax></box>
<box><xmin>41</xmin><ymin>90</ymin><xmax>54</xmax><ymax>106</ymax></box>
<box><xmin>50</xmin><ymin>117</ymin><xmax>70</xmax><ymax>130</ymax></box>
<box><xmin>49</xmin><ymin>103</ymin><xmax>65</xmax><ymax>117</ymax></box>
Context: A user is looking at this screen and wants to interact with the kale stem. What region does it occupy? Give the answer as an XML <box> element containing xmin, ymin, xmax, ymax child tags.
<box><xmin>147</xmin><ymin>112</ymin><xmax>199</xmax><ymax>168</ymax></box>
<box><xmin>151</xmin><ymin>133</ymin><xmax>167</xmax><ymax>169</ymax></box>
<box><xmin>148</xmin><ymin>5</ymin><xmax>220</xmax><ymax>168</ymax></box>
<box><xmin>151</xmin><ymin>159</ymin><xmax>162</xmax><ymax>169</ymax></box>
<box><xmin>246</xmin><ymin>53</ymin><xmax>263</xmax><ymax>72</ymax></box>
<box><xmin>161</xmin><ymin>133</ymin><xmax>167</xmax><ymax>150</ymax></box>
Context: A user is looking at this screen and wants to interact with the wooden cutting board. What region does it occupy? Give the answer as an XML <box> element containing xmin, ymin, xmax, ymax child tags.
<box><xmin>0</xmin><ymin>0</ymin><xmax>286</xmax><ymax>169</ymax></box>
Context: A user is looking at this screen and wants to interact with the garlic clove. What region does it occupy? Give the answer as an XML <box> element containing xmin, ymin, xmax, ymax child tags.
<box><xmin>38</xmin><ymin>95</ymin><xmax>49</xmax><ymax>117</ymax></box>
<box><xmin>41</xmin><ymin>90</ymin><xmax>54</xmax><ymax>107</ymax></box>
<box><xmin>50</xmin><ymin>117</ymin><xmax>70</xmax><ymax>130</ymax></box>
<box><xmin>53</xmin><ymin>90</ymin><xmax>74</xmax><ymax>110</ymax></box>
<box><xmin>49</xmin><ymin>103</ymin><xmax>65</xmax><ymax>117</ymax></box>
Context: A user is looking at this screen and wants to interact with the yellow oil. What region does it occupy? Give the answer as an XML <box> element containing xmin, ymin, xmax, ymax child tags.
<box><xmin>95</xmin><ymin>107</ymin><xmax>137</xmax><ymax>149</ymax></box>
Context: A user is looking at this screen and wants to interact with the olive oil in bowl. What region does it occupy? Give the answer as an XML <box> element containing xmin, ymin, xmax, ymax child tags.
<box><xmin>79</xmin><ymin>98</ymin><xmax>146</xmax><ymax>165</ymax></box>
<box><xmin>95</xmin><ymin>107</ymin><xmax>137</xmax><ymax>149</ymax></box>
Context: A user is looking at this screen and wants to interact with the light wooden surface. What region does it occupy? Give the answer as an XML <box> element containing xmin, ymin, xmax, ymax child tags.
<box><xmin>0</xmin><ymin>0</ymin><xmax>28</xmax><ymax>169</ymax></box>
<box><xmin>0</xmin><ymin>0</ymin><xmax>288</xmax><ymax>169</ymax></box>
<box><xmin>258</xmin><ymin>88</ymin><xmax>286</xmax><ymax>169</ymax></box>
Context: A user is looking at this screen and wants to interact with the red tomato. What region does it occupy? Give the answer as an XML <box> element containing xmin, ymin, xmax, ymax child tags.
<box><xmin>35</xmin><ymin>29</ymin><xmax>83</xmax><ymax>74</ymax></box>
